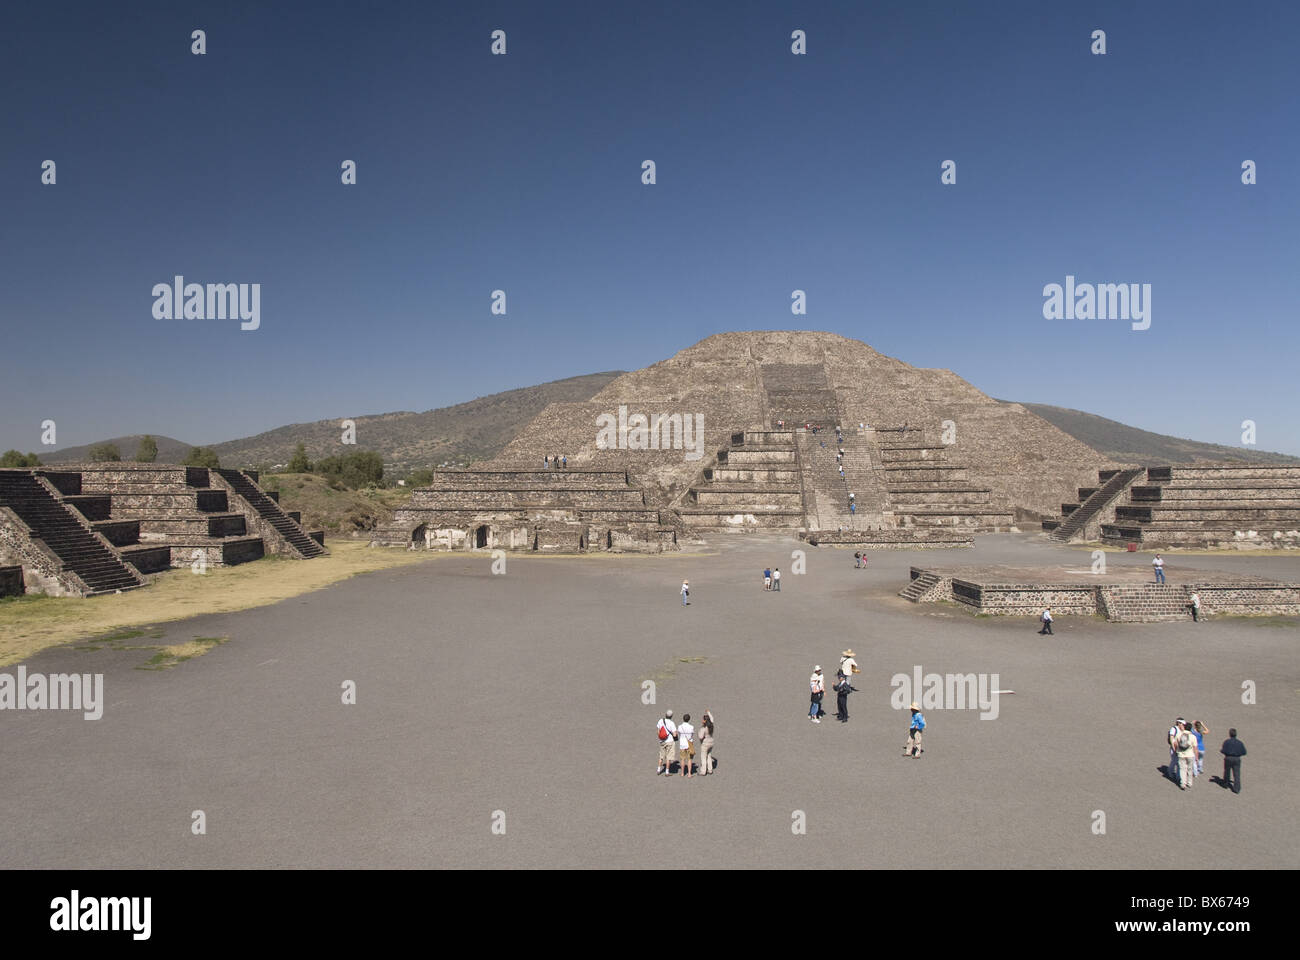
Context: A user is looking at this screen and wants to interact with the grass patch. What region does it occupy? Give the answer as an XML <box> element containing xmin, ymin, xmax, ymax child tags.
<box><xmin>138</xmin><ymin>636</ymin><xmax>227</xmax><ymax>670</ymax></box>
<box><xmin>0</xmin><ymin>541</ymin><xmax>446</xmax><ymax>667</ymax></box>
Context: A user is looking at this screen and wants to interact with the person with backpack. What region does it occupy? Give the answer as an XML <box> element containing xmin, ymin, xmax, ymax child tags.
<box><xmin>1167</xmin><ymin>718</ymin><xmax>1184</xmax><ymax>782</ymax></box>
<box><xmin>656</xmin><ymin>710</ymin><xmax>678</xmax><ymax>776</ymax></box>
<box><xmin>1175</xmin><ymin>720</ymin><xmax>1198</xmax><ymax>790</ymax></box>
<box><xmin>1038</xmin><ymin>608</ymin><xmax>1054</xmax><ymax>635</ymax></box>
<box><xmin>809</xmin><ymin>666</ymin><xmax>825</xmax><ymax>723</ymax></box>
<box><xmin>903</xmin><ymin>702</ymin><xmax>926</xmax><ymax>758</ymax></box>
<box><xmin>854</xmin><ymin>551</ymin><xmax>862</xmax><ymax>569</ymax></box>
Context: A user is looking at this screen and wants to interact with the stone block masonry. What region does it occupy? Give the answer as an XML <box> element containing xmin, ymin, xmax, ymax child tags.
<box><xmin>899</xmin><ymin>564</ymin><xmax>1300</xmax><ymax>622</ymax></box>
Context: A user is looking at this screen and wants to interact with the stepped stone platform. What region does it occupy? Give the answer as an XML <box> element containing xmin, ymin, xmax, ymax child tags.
<box><xmin>1045</xmin><ymin>465</ymin><xmax>1300</xmax><ymax>549</ymax></box>
<box><xmin>899</xmin><ymin>563</ymin><xmax>1300</xmax><ymax>622</ymax></box>
<box><xmin>373</xmin><ymin>468</ymin><xmax>678</xmax><ymax>552</ymax></box>
<box><xmin>0</xmin><ymin>463</ymin><xmax>324</xmax><ymax>597</ymax></box>
<box><xmin>0</xmin><ymin>469</ymin><xmax>148</xmax><ymax>596</ymax></box>
<box><xmin>679</xmin><ymin>430</ymin><xmax>805</xmax><ymax>529</ymax></box>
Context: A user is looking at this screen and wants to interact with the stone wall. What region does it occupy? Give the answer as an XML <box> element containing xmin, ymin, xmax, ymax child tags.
<box><xmin>0</xmin><ymin>564</ymin><xmax>25</xmax><ymax>598</ymax></box>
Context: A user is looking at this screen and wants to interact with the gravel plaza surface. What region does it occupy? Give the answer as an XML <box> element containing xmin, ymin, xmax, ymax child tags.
<box><xmin>1</xmin><ymin>533</ymin><xmax>1296</xmax><ymax>869</ymax></box>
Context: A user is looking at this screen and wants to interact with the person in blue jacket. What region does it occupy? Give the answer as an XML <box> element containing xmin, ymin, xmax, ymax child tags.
<box><xmin>903</xmin><ymin>702</ymin><xmax>926</xmax><ymax>758</ymax></box>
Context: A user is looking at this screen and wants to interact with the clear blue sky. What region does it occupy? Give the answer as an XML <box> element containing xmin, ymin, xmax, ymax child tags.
<box><xmin>2</xmin><ymin>0</ymin><xmax>1297</xmax><ymax>454</ymax></box>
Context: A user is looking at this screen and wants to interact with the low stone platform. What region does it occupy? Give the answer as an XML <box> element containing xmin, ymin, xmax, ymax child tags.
<box><xmin>806</xmin><ymin>530</ymin><xmax>974</xmax><ymax>549</ymax></box>
<box><xmin>900</xmin><ymin>563</ymin><xmax>1300</xmax><ymax>622</ymax></box>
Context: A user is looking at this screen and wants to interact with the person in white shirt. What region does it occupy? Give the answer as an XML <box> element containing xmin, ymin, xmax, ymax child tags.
<box><xmin>772</xmin><ymin>567</ymin><xmax>782</xmax><ymax>592</ymax></box>
<box><xmin>809</xmin><ymin>666</ymin><xmax>825</xmax><ymax>723</ymax></box>
<box><xmin>1189</xmin><ymin>592</ymin><xmax>1201</xmax><ymax>622</ymax></box>
<box><xmin>1039</xmin><ymin>607</ymin><xmax>1053</xmax><ymax>635</ymax></box>
<box><xmin>677</xmin><ymin>714</ymin><xmax>695</xmax><ymax>777</ymax></box>
<box><xmin>1152</xmin><ymin>554</ymin><xmax>1166</xmax><ymax>584</ymax></box>
<box><xmin>656</xmin><ymin>710</ymin><xmax>677</xmax><ymax>775</ymax></box>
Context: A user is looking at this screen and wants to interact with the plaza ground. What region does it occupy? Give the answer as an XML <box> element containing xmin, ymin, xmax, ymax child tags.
<box><xmin>1</xmin><ymin>533</ymin><xmax>1296</xmax><ymax>868</ymax></box>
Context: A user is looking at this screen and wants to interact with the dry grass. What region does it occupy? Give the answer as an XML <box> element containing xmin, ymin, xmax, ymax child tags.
<box><xmin>0</xmin><ymin>541</ymin><xmax>444</xmax><ymax>667</ymax></box>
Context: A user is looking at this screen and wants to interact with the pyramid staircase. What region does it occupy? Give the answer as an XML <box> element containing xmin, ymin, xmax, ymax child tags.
<box><xmin>1046</xmin><ymin>467</ymin><xmax>1145</xmax><ymax>542</ymax></box>
<box><xmin>1097</xmin><ymin>584</ymin><xmax>1193</xmax><ymax>622</ymax></box>
<box><xmin>0</xmin><ymin>470</ymin><xmax>145</xmax><ymax>595</ymax></box>
<box><xmin>217</xmin><ymin>469</ymin><xmax>326</xmax><ymax>557</ymax></box>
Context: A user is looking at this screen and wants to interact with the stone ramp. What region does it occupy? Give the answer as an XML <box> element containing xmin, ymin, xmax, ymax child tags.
<box><xmin>0</xmin><ymin>470</ymin><xmax>146</xmax><ymax>596</ymax></box>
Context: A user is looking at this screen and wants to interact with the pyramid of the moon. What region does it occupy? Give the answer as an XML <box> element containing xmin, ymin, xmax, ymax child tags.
<box><xmin>484</xmin><ymin>331</ymin><xmax>1112</xmax><ymax>529</ymax></box>
<box><xmin>374</xmin><ymin>331</ymin><xmax>1113</xmax><ymax>550</ymax></box>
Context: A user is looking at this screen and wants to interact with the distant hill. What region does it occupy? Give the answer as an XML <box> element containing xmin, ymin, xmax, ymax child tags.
<box><xmin>1011</xmin><ymin>403</ymin><xmax>1300</xmax><ymax>465</ymax></box>
<box><xmin>40</xmin><ymin>435</ymin><xmax>194</xmax><ymax>465</ymax></box>
<box><xmin>210</xmin><ymin>372</ymin><xmax>624</xmax><ymax>474</ymax></box>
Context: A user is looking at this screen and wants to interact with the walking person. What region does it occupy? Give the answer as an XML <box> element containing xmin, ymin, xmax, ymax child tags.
<box><xmin>849</xmin><ymin>500</ymin><xmax>856</xmax><ymax>517</ymax></box>
<box><xmin>809</xmin><ymin>666</ymin><xmax>825</xmax><ymax>723</ymax></box>
<box><xmin>1039</xmin><ymin>607</ymin><xmax>1054</xmax><ymax>635</ymax></box>
<box><xmin>1193</xmin><ymin>720</ymin><xmax>1209</xmax><ymax>776</ymax></box>
<box><xmin>544</xmin><ymin>455</ymin><xmax>550</xmax><ymax>470</ymax></box>
<box><xmin>772</xmin><ymin>567</ymin><xmax>781</xmax><ymax>592</ymax></box>
<box><xmin>681</xmin><ymin>579</ymin><xmax>690</xmax><ymax>606</ymax></box>
<box><xmin>561</xmin><ymin>455</ymin><xmax>567</xmax><ymax>469</ymax></box>
<box><xmin>656</xmin><ymin>710</ymin><xmax>677</xmax><ymax>776</ymax></box>
<box><xmin>1175</xmin><ymin>720</ymin><xmax>1198</xmax><ymax>790</ymax></box>
<box><xmin>698</xmin><ymin>710</ymin><xmax>715</xmax><ymax>774</ymax></box>
<box><xmin>1189</xmin><ymin>592</ymin><xmax>1201</xmax><ymax>622</ymax></box>
<box><xmin>903</xmin><ymin>702</ymin><xmax>926</xmax><ymax>758</ymax></box>
<box><xmin>1220</xmin><ymin>728</ymin><xmax>1246</xmax><ymax>794</ymax></box>
<box><xmin>854</xmin><ymin>551</ymin><xmax>862</xmax><ymax>569</ymax></box>
<box><xmin>678</xmin><ymin>713</ymin><xmax>695</xmax><ymax>777</ymax></box>
<box><xmin>1152</xmin><ymin>554</ymin><xmax>1166</xmax><ymax>584</ymax></box>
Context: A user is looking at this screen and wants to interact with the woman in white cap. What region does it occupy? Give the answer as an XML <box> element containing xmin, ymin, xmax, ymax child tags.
<box><xmin>809</xmin><ymin>666</ymin><xmax>825</xmax><ymax>723</ymax></box>
<box><xmin>681</xmin><ymin>579</ymin><xmax>690</xmax><ymax>606</ymax></box>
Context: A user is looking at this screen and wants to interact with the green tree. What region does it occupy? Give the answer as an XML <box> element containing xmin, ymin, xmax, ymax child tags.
<box><xmin>181</xmin><ymin>446</ymin><xmax>221</xmax><ymax>468</ymax></box>
<box><xmin>315</xmin><ymin>450</ymin><xmax>384</xmax><ymax>489</ymax></box>
<box><xmin>406</xmin><ymin>468</ymin><xmax>434</xmax><ymax>487</ymax></box>
<box><xmin>88</xmin><ymin>442</ymin><xmax>122</xmax><ymax>462</ymax></box>
<box><xmin>134</xmin><ymin>435</ymin><xmax>158</xmax><ymax>463</ymax></box>
<box><xmin>0</xmin><ymin>450</ymin><xmax>41</xmax><ymax>468</ymax></box>
<box><xmin>286</xmin><ymin>442</ymin><xmax>312</xmax><ymax>473</ymax></box>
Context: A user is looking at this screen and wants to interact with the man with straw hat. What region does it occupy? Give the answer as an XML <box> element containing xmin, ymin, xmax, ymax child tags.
<box><xmin>835</xmin><ymin>649</ymin><xmax>860</xmax><ymax>722</ymax></box>
<box><xmin>903</xmin><ymin>702</ymin><xmax>926</xmax><ymax>758</ymax></box>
